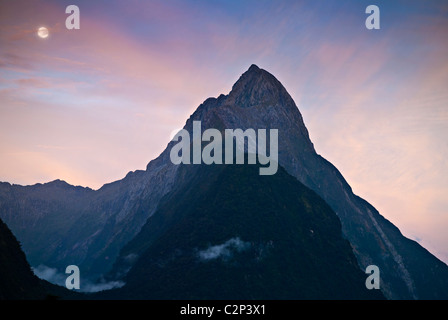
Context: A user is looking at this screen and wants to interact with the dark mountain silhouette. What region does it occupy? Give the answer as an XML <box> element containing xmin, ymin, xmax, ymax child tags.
<box><xmin>0</xmin><ymin>217</ymin><xmax>76</xmax><ymax>299</ymax></box>
<box><xmin>99</xmin><ymin>163</ymin><xmax>384</xmax><ymax>299</ymax></box>
<box><xmin>1</xmin><ymin>65</ymin><xmax>447</xmax><ymax>299</ymax></box>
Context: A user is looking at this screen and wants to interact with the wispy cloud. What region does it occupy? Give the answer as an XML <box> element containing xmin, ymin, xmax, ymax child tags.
<box><xmin>197</xmin><ymin>238</ymin><xmax>251</xmax><ymax>261</ymax></box>
<box><xmin>32</xmin><ymin>265</ymin><xmax>125</xmax><ymax>293</ymax></box>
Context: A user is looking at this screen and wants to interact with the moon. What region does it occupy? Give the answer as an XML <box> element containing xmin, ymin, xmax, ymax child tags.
<box><xmin>37</xmin><ymin>27</ymin><xmax>49</xmax><ymax>39</ymax></box>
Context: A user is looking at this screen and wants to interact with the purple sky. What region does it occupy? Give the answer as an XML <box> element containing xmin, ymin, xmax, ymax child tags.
<box><xmin>1</xmin><ymin>0</ymin><xmax>447</xmax><ymax>263</ymax></box>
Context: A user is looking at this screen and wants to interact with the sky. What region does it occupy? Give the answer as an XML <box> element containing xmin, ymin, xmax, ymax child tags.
<box><xmin>0</xmin><ymin>0</ymin><xmax>447</xmax><ymax>263</ymax></box>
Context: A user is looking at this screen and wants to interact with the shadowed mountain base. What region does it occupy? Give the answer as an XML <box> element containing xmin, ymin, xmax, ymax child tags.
<box><xmin>100</xmin><ymin>163</ymin><xmax>384</xmax><ymax>300</ymax></box>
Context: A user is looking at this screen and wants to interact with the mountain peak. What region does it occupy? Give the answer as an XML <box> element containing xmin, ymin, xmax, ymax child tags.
<box><xmin>247</xmin><ymin>63</ymin><xmax>261</xmax><ymax>72</ymax></box>
<box><xmin>226</xmin><ymin>64</ymin><xmax>289</xmax><ymax>109</ymax></box>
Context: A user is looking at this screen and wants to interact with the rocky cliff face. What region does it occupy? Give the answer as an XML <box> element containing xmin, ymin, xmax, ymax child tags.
<box><xmin>1</xmin><ymin>65</ymin><xmax>447</xmax><ymax>299</ymax></box>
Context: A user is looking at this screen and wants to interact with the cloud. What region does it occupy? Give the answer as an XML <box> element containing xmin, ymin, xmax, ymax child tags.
<box><xmin>32</xmin><ymin>265</ymin><xmax>66</xmax><ymax>286</ymax></box>
<box><xmin>32</xmin><ymin>265</ymin><xmax>125</xmax><ymax>293</ymax></box>
<box><xmin>197</xmin><ymin>237</ymin><xmax>251</xmax><ymax>261</ymax></box>
<box><xmin>81</xmin><ymin>280</ymin><xmax>125</xmax><ymax>293</ymax></box>
<box><xmin>16</xmin><ymin>78</ymin><xmax>51</xmax><ymax>88</ymax></box>
<box><xmin>124</xmin><ymin>253</ymin><xmax>139</xmax><ymax>264</ymax></box>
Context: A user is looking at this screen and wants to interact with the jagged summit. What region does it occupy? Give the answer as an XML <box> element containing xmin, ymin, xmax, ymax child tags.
<box><xmin>184</xmin><ymin>64</ymin><xmax>310</xmax><ymax>147</ymax></box>
<box><xmin>190</xmin><ymin>64</ymin><xmax>293</xmax><ymax>115</ymax></box>
<box><xmin>248</xmin><ymin>63</ymin><xmax>260</xmax><ymax>71</ymax></box>
<box><xmin>226</xmin><ymin>64</ymin><xmax>291</xmax><ymax>109</ymax></box>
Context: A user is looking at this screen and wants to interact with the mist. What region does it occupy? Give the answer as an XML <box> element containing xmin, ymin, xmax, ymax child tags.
<box><xmin>32</xmin><ymin>265</ymin><xmax>125</xmax><ymax>293</ymax></box>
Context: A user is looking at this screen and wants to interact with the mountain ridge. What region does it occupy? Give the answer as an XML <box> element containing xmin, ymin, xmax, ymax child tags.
<box><xmin>1</xmin><ymin>64</ymin><xmax>447</xmax><ymax>299</ymax></box>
